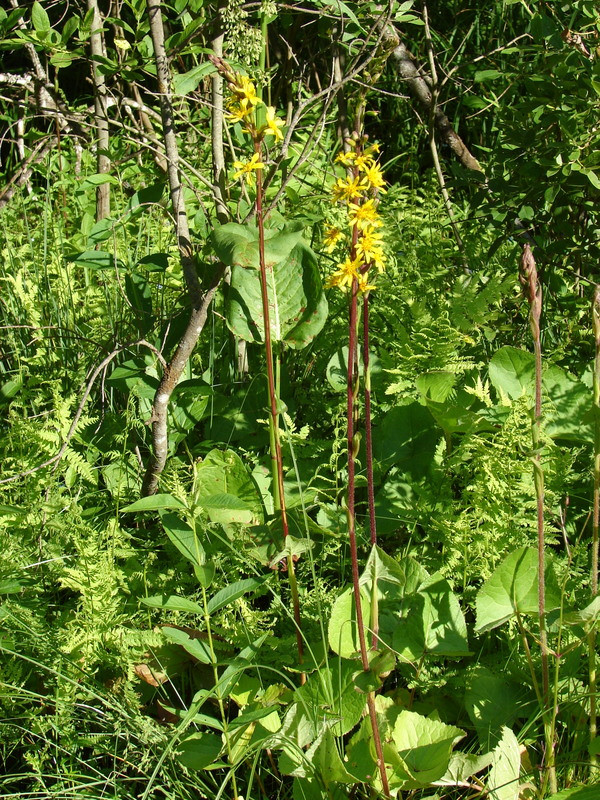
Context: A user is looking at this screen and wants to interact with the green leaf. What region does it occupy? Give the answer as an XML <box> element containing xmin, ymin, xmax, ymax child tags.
<box><xmin>226</xmin><ymin>241</ymin><xmax>327</xmax><ymax>349</ymax></box>
<box><xmin>475</xmin><ymin>547</ymin><xmax>561</xmax><ymax>633</ymax></box>
<box><xmin>138</xmin><ymin>252</ymin><xmax>169</xmax><ymax>271</ymax></box>
<box><xmin>295</xmin><ymin>660</ymin><xmax>366</xmax><ymax>736</ymax></box>
<box><xmin>69</xmin><ymin>250</ymin><xmax>124</xmax><ymax>270</ymax></box>
<box><xmin>31</xmin><ymin>2</ymin><xmax>50</xmax><ymax>32</ymax></box>
<box><xmin>416</xmin><ymin>371</ymin><xmax>457</xmax><ymax>402</ymax></box>
<box><xmin>464</xmin><ymin>667</ymin><xmax>522</xmax><ymax>748</ymax></box>
<box><xmin>207</xmin><ymin>577</ymin><xmax>266</xmax><ymax>615</ymax></box>
<box><xmin>488</xmin><ymin>347</ymin><xmax>535</xmax><ymax>401</ymax></box>
<box><xmin>307</xmin><ymin>728</ymin><xmax>356</xmax><ymax>786</ymax></box>
<box><xmin>88</xmin><ymin>217</ymin><xmax>116</xmax><ymax>244</ymax></box>
<box><xmin>128</xmin><ymin>182</ymin><xmax>165</xmax><ymax>213</ymax></box>
<box><xmin>550</xmin><ymin>788</ymin><xmax>600</xmax><ymax>800</ymax></box>
<box><xmin>326</xmin><ymin>347</ymin><xmax>383</xmax><ymax>393</ymax></box>
<box><xmin>50</xmin><ymin>51</ymin><xmax>73</xmax><ymax>69</ymax></box>
<box><xmin>212</xmin><ymin>220</ymin><xmax>305</xmax><ymax>270</ymax></box>
<box><xmin>121</xmin><ymin>494</ymin><xmax>185</xmax><ymax>512</ymax></box>
<box><xmin>176</xmin><ymin>732</ymin><xmax>222</xmax><ymax>770</ymax></box>
<box><xmin>162</xmin><ymin>626</ymin><xmax>212</xmax><ymax>664</ymax></box>
<box><xmin>393</xmin><ymin>573</ymin><xmax>470</xmax><ymax>660</ymax></box>
<box><xmin>328</xmin><ymin>586</ymin><xmax>371</xmax><ymax>659</ymax></box>
<box><xmin>487</xmin><ymin>726</ymin><xmax>520</xmax><ymax>800</ymax></box>
<box><xmin>391</xmin><ymin>710</ymin><xmax>465</xmax><ymax>788</ymax></box>
<box><xmin>173</xmin><ymin>62</ymin><xmax>216</xmax><ymax>95</ymax></box>
<box><xmin>194</xmin><ymin>449</ymin><xmax>263</xmax><ymax>526</ymax></box>
<box><xmin>84</xmin><ymin>173</ymin><xmax>119</xmax><ymax>186</ymax></box>
<box><xmin>563</xmin><ymin>596</ymin><xmax>600</xmax><ymax>627</ymax></box>
<box><xmin>585</xmin><ymin>170</ymin><xmax>600</xmax><ymax>190</ymax></box>
<box><xmin>141</xmin><ymin>594</ymin><xmax>204</xmax><ymax>614</ymax></box>
<box><xmin>374</xmin><ymin>403</ymin><xmax>440</xmax><ymax>478</ymax></box>
<box><xmin>474</xmin><ymin>69</ymin><xmax>504</xmax><ymax>82</ymax></box>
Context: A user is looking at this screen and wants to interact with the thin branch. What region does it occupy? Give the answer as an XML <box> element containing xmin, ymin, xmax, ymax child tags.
<box><xmin>146</xmin><ymin>0</ymin><xmax>201</xmax><ymax>306</ymax></box>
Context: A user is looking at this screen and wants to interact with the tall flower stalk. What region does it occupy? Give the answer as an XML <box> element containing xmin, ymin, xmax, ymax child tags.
<box><xmin>212</xmin><ymin>59</ymin><xmax>304</xmax><ymax>679</ymax></box>
<box><xmin>589</xmin><ymin>285</ymin><xmax>600</xmax><ymax>772</ymax></box>
<box><xmin>324</xmin><ymin>134</ymin><xmax>389</xmax><ymax>795</ymax></box>
<box><xmin>519</xmin><ymin>243</ymin><xmax>557</xmax><ymax>795</ymax></box>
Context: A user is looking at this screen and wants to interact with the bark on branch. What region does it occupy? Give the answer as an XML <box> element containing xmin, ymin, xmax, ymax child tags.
<box><xmin>382</xmin><ymin>26</ymin><xmax>483</xmax><ymax>173</ymax></box>
<box><xmin>87</xmin><ymin>0</ymin><xmax>112</xmax><ymax>220</ymax></box>
<box><xmin>141</xmin><ymin>0</ymin><xmax>226</xmax><ymax>496</ymax></box>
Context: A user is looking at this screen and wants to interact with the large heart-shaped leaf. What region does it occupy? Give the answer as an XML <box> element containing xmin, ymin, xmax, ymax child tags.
<box><xmin>194</xmin><ymin>449</ymin><xmax>264</xmax><ymax>526</ymax></box>
<box><xmin>475</xmin><ymin>546</ymin><xmax>561</xmax><ymax>633</ymax></box>
<box><xmin>211</xmin><ymin>220</ymin><xmax>305</xmax><ymax>270</ymax></box>
<box><xmin>226</xmin><ymin>241</ymin><xmax>327</xmax><ymax>349</ymax></box>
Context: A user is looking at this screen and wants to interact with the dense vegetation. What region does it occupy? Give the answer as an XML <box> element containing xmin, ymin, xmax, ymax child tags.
<box><xmin>1</xmin><ymin>1</ymin><xmax>600</xmax><ymax>798</ymax></box>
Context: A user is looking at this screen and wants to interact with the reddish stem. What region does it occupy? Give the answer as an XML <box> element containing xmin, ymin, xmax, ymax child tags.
<box><xmin>255</xmin><ymin>141</ymin><xmax>304</xmax><ymax>676</ymax></box>
<box><xmin>363</xmin><ymin>291</ymin><xmax>377</xmax><ymax>546</ymax></box>
<box><xmin>347</xmin><ymin>206</ymin><xmax>389</xmax><ymax>797</ymax></box>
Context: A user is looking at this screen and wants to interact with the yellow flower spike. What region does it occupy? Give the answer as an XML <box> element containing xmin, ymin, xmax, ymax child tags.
<box><xmin>260</xmin><ymin>106</ymin><xmax>285</xmax><ymax>142</ymax></box>
<box><xmin>363</xmin><ymin>162</ymin><xmax>387</xmax><ymax>193</ymax></box>
<box><xmin>347</xmin><ymin>199</ymin><xmax>383</xmax><ymax>230</ymax></box>
<box><xmin>332</xmin><ymin>175</ymin><xmax>368</xmax><ymax>203</ymax></box>
<box><xmin>325</xmin><ymin>255</ymin><xmax>363</xmax><ymax>290</ymax></box>
<box><xmin>323</xmin><ymin>225</ymin><xmax>344</xmax><ymax>253</ymax></box>
<box><xmin>232</xmin><ymin>152</ymin><xmax>265</xmax><ymax>187</ymax></box>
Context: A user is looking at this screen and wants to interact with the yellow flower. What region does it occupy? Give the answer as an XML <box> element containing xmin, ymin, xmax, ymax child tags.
<box><xmin>335</xmin><ymin>150</ymin><xmax>357</xmax><ymax>166</ymax></box>
<box><xmin>368</xmin><ymin>248</ymin><xmax>386</xmax><ymax>273</ymax></box>
<box><xmin>363</xmin><ymin>162</ymin><xmax>387</xmax><ymax>192</ymax></box>
<box><xmin>354</xmin><ymin>153</ymin><xmax>376</xmax><ymax>172</ymax></box>
<box><xmin>326</xmin><ymin>256</ymin><xmax>363</xmax><ymax>290</ymax></box>
<box><xmin>332</xmin><ymin>175</ymin><xmax>368</xmax><ymax>203</ymax></box>
<box><xmin>348</xmin><ymin>199</ymin><xmax>383</xmax><ymax>230</ymax></box>
<box><xmin>230</xmin><ymin>74</ymin><xmax>260</xmax><ymax>108</ymax></box>
<box><xmin>227</xmin><ymin>98</ymin><xmax>255</xmax><ymax>123</ymax></box>
<box><xmin>233</xmin><ymin>152</ymin><xmax>265</xmax><ymax>186</ymax></box>
<box><xmin>355</xmin><ymin>228</ymin><xmax>384</xmax><ymax>260</ymax></box>
<box><xmin>260</xmin><ymin>106</ymin><xmax>285</xmax><ymax>141</ymax></box>
<box><xmin>357</xmin><ymin>272</ymin><xmax>377</xmax><ymax>293</ymax></box>
<box><xmin>323</xmin><ymin>225</ymin><xmax>344</xmax><ymax>252</ymax></box>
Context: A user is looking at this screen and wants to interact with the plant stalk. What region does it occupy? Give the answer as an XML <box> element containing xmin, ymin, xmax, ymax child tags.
<box><xmin>255</xmin><ymin>145</ymin><xmax>304</xmax><ymax>681</ymax></box>
<box><xmin>346</xmin><ymin>240</ymin><xmax>389</xmax><ymax>797</ymax></box>
<box><xmin>589</xmin><ymin>285</ymin><xmax>600</xmax><ymax>772</ymax></box>
<box><xmin>520</xmin><ymin>243</ymin><xmax>556</xmax><ymax>795</ymax></box>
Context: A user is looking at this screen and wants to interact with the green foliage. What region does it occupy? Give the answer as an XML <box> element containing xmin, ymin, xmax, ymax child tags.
<box><xmin>1</xmin><ymin>0</ymin><xmax>600</xmax><ymax>798</ymax></box>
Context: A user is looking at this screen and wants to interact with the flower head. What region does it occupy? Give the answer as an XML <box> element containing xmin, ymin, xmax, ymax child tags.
<box><xmin>335</xmin><ymin>150</ymin><xmax>356</xmax><ymax>166</ymax></box>
<box><xmin>363</xmin><ymin>162</ymin><xmax>387</xmax><ymax>193</ymax></box>
<box><xmin>355</xmin><ymin>228</ymin><xmax>384</xmax><ymax>260</ymax></box>
<box><xmin>357</xmin><ymin>272</ymin><xmax>377</xmax><ymax>293</ymax></box>
<box><xmin>229</xmin><ymin>74</ymin><xmax>260</xmax><ymax>108</ymax></box>
<box><xmin>332</xmin><ymin>175</ymin><xmax>368</xmax><ymax>204</ymax></box>
<box><xmin>233</xmin><ymin>152</ymin><xmax>265</xmax><ymax>186</ymax></box>
<box><xmin>227</xmin><ymin>98</ymin><xmax>255</xmax><ymax>123</ymax></box>
<box><xmin>348</xmin><ymin>199</ymin><xmax>383</xmax><ymax>230</ymax></box>
<box><xmin>323</xmin><ymin>225</ymin><xmax>344</xmax><ymax>253</ymax></box>
<box><xmin>326</xmin><ymin>256</ymin><xmax>363</xmax><ymax>290</ymax></box>
<box><xmin>260</xmin><ymin>106</ymin><xmax>285</xmax><ymax>142</ymax></box>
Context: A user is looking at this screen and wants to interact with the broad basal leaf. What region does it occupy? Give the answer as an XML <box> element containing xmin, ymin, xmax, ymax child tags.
<box><xmin>328</xmin><ymin>586</ymin><xmax>371</xmax><ymax>659</ymax></box>
<box><xmin>226</xmin><ymin>242</ymin><xmax>327</xmax><ymax>349</ymax></box>
<box><xmin>487</xmin><ymin>726</ymin><xmax>521</xmax><ymax>800</ymax></box>
<box><xmin>475</xmin><ymin>546</ymin><xmax>561</xmax><ymax>634</ymax></box>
